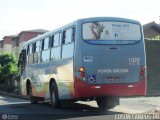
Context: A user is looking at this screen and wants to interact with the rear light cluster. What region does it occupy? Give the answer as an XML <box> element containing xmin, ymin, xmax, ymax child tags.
<box><xmin>79</xmin><ymin>67</ymin><xmax>86</xmax><ymax>81</ymax></box>
<box><xmin>140</xmin><ymin>65</ymin><xmax>146</xmax><ymax>79</ymax></box>
<box><xmin>80</xmin><ymin>72</ymin><xmax>85</xmax><ymax>77</ymax></box>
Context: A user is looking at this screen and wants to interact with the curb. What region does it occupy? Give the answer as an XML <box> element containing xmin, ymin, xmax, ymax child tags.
<box><xmin>0</xmin><ymin>91</ymin><xmax>29</xmax><ymax>100</ymax></box>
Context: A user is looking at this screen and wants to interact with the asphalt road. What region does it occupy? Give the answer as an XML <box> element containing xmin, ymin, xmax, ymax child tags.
<box><xmin>0</xmin><ymin>95</ymin><xmax>160</xmax><ymax>120</ymax></box>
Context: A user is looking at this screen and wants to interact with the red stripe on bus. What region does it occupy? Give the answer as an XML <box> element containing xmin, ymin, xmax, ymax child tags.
<box><xmin>74</xmin><ymin>77</ymin><xmax>146</xmax><ymax>98</ymax></box>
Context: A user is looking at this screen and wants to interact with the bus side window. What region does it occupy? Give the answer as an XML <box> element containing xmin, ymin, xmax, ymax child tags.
<box><xmin>33</xmin><ymin>40</ymin><xmax>41</xmax><ymax>63</ymax></box>
<box><xmin>29</xmin><ymin>44</ymin><xmax>33</xmax><ymax>54</ymax></box>
<box><xmin>59</xmin><ymin>32</ymin><xmax>62</xmax><ymax>45</ymax></box>
<box><xmin>41</xmin><ymin>37</ymin><xmax>50</xmax><ymax>62</ymax></box>
<box><xmin>51</xmin><ymin>35</ymin><xmax>54</xmax><ymax>47</ymax></box>
<box><xmin>62</xmin><ymin>28</ymin><xmax>74</xmax><ymax>44</ymax></box>
<box><xmin>49</xmin><ymin>36</ymin><xmax>52</xmax><ymax>48</ymax></box>
<box><xmin>62</xmin><ymin>28</ymin><xmax>75</xmax><ymax>59</ymax></box>
<box><xmin>62</xmin><ymin>31</ymin><xmax>66</xmax><ymax>44</ymax></box>
<box><xmin>42</xmin><ymin>37</ymin><xmax>50</xmax><ymax>50</ymax></box>
<box><xmin>54</xmin><ymin>33</ymin><xmax>60</xmax><ymax>47</ymax></box>
<box><xmin>50</xmin><ymin>32</ymin><xmax>61</xmax><ymax>60</ymax></box>
<box><xmin>35</xmin><ymin>41</ymin><xmax>40</xmax><ymax>52</ymax></box>
<box><xmin>28</xmin><ymin>43</ymin><xmax>34</xmax><ymax>64</ymax></box>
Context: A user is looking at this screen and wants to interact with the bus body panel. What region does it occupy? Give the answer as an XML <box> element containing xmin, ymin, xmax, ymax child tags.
<box><xmin>74</xmin><ymin>18</ymin><xmax>146</xmax><ymax>98</ymax></box>
<box><xmin>80</xmin><ymin>40</ymin><xmax>145</xmax><ymax>84</ymax></box>
<box><xmin>20</xmin><ymin>17</ymin><xmax>146</xmax><ymax>102</ymax></box>
<box><xmin>74</xmin><ymin>77</ymin><xmax>146</xmax><ymax>98</ymax></box>
<box><xmin>21</xmin><ymin>59</ymin><xmax>75</xmax><ymax>100</ymax></box>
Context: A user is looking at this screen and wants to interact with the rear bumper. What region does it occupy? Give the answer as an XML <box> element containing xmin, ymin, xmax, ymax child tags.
<box><xmin>74</xmin><ymin>77</ymin><xmax>146</xmax><ymax>98</ymax></box>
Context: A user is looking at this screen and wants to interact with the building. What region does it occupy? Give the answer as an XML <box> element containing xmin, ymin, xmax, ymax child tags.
<box><xmin>18</xmin><ymin>29</ymin><xmax>48</xmax><ymax>54</ymax></box>
<box><xmin>143</xmin><ymin>21</ymin><xmax>160</xmax><ymax>39</ymax></box>
<box><xmin>12</xmin><ymin>35</ymin><xmax>19</xmax><ymax>58</ymax></box>
<box><xmin>0</xmin><ymin>29</ymin><xmax>48</xmax><ymax>58</ymax></box>
<box><xmin>0</xmin><ymin>40</ymin><xmax>4</xmax><ymax>54</ymax></box>
<box><xmin>3</xmin><ymin>35</ymin><xmax>18</xmax><ymax>53</ymax></box>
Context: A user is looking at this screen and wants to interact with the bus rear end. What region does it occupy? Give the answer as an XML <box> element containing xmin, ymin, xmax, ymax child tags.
<box><xmin>74</xmin><ymin>17</ymin><xmax>146</xmax><ymax>108</ymax></box>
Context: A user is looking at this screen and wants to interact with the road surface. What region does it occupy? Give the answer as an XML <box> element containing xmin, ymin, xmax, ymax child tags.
<box><xmin>0</xmin><ymin>95</ymin><xmax>160</xmax><ymax>120</ymax></box>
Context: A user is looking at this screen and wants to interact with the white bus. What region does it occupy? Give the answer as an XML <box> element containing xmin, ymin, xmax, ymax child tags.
<box><xmin>19</xmin><ymin>17</ymin><xmax>146</xmax><ymax>109</ymax></box>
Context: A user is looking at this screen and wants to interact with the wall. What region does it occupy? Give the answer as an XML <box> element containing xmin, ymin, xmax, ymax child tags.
<box><xmin>3</xmin><ymin>36</ymin><xmax>14</xmax><ymax>53</ymax></box>
<box><xmin>12</xmin><ymin>37</ymin><xmax>19</xmax><ymax>58</ymax></box>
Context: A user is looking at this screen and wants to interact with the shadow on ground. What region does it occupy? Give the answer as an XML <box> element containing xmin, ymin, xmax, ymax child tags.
<box><xmin>0</xmin><ymin>101</ymin><xmax>124</xmax><ymax>120</ymax></box>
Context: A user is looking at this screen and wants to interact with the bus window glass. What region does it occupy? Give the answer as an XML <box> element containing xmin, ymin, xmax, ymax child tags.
<box><xmin>83</xmin><ymin>22</ymin><xmax>141</xmax><ymax>40</ymax></box>
<box><xmin>33</xmin><ymin>52</ymin><xmax>40</xmax><ymax>63</ymax></box>
<box><xmin>49</xmin><ymin>36</ymin><xmax>52</xmax><ymax>48</ymax></box>
<box><xmin>64</xmin><ymin>29</ymin><xmax>72</xmax><ymax>44</ymax></box>
<box><xmin>51</xmin><ymin>35</ymin><xmax>54</xmax><ymax>47</ymax></box>
<box><xmin>28</xmin><ymin>44</ymin><xmax>34</xmax><ymax>64</ymax></box>
<box><xmin>35</xmin><ymin>40</ymin><xmax>40</xmax><ymax>52</ymax></box>
<box><xmin>51</xmin><ymin>47</ymin><xmax>61</xmax><ymax>60</ymax></box>
<box><xmin>33</xmin><ymin>40</ymin><xmax>41</xmax><ymax>63</ymax></box>
<box><xmin>59</xmin><ymin>32</ymin><xmax>62</xmax><ymax>45</ymax></box>
<box><xmin>32</xmin><ymin>43</ymin><xmax>36</xmax><ymax>53</ymax></box>
<box><xmin>29</xmin><ymin>44</ymin><xmax>33</xmax><ymax>54</ymax></box>
<box><xmin>54</xmin><ymin>33</ymin><xmax>60</xmax><ymax>47</ymax></box>
<box><xmin>62</xmin><ymin>43</ymin><xmax>74</xmax><ymax>59</ymax></box>
<box><xmin>43</xmin><ymin>37</ymin><xmax>50</xmax><ymax>50</ymax></box>
<box><xmin>41</xmin><ymin>50</ymin><xmax>50</xmax><ymax>62</ymax></box>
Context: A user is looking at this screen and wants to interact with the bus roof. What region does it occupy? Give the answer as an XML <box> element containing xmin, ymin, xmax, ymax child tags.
<box><xmin>77</xmin><ymin>17</ymin><xmax>140</xmax><ymax>24</ymax></box>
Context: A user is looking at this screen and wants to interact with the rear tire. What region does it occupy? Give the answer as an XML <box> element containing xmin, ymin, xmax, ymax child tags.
<box><xmin>28</xmin><ymin>84</ymin><xmax>38</xmax><ymax>104</ymax></box>
<box><xmin>96</xmin><ymin>96</ymin><xmax>108</xmax><ymax>109</ymax></box>
<box><xmin>96</xmin><ymin>96</ymin><xmax>119</xmax><ymax>109</ymax></box>
<box><xmin>50</xmin><ymin>82</ymin><xmax>61</xmax><ymax>108</ymax></box>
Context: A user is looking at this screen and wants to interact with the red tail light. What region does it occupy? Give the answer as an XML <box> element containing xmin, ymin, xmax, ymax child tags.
<box><xmin>140</xmin><ymin>71</ymin><xmax>144</xmax><ymax>76</ymax></box>
<box><xmin>140</xmin><ymin>66</ymin><xmax>146</xmax><ymax>77</ymax></box>
<box><xmin>80</xmin><ymin>72</ymin><xmax>85</xmax><ymax>77</ymax></box>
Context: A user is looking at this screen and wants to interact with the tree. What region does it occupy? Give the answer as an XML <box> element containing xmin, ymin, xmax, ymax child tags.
<box><xmin>151</xmin><ymin>35</ymin><xmax>160</xmax><ymax>40</ymax></box>
<box><xmin>0</xmin><ymin>53</ymin><xmax>19</xmax><ymax>92</ymax></box>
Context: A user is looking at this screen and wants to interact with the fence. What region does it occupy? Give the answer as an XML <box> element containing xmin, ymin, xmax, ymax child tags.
<box><xmin>145</xmin><ymin>40</ymin><xmax>160</xmax><ymax>95</ymax></box>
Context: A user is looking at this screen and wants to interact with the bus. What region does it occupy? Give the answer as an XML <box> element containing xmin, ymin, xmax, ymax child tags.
<box><xmin>18</xmin><ymin>17</ymin><xmax>147</xmax><ymax>109</ymax></box>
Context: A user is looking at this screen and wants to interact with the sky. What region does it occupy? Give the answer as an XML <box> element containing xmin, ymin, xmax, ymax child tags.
<box><xmin>0</xmin><ymin>0</ymin><xmax>160</xmax><ymax>40</ymax></box>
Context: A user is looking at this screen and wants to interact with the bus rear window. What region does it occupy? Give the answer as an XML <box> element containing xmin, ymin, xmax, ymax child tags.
<box><xmin>82</xmin><ymin>21</ymin><xmax>141</xmax><ymax>41</ymax></box>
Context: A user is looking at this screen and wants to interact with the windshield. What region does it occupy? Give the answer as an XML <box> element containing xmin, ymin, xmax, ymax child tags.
<box><xmin>83</xmin><ymin>21</ymin><xmax>141</xmax><ymax>41</ymax></box>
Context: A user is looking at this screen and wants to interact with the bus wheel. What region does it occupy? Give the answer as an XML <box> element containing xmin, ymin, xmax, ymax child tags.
<box><xmin>28</xmin><ymin>84</ymin><xmax>38</xmax><ymax>104</ymax></box>
<box><xmin>50</xmin><ymin>82</ymin><xmax>61</xmax><ymax>108</ymax></box>
<box><xmin>96</xmin><ymin>96</ymin><xmax>108</xmax><ymax>109</ymax></box>
<box><xmin>96</xmin><ymin>96</ymin><xmax>119</xmax><ymax>109</ymax></box>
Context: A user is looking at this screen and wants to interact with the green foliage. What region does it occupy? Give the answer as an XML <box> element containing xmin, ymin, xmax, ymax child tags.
<box><xmin>155</xmin><ymin>35</ymin><xmax>160</xmax><ymax>40</ymax></box>
<box><xmin>0</xmin><ymin>53</ymin><xmax>19</xmax><ymax>92</ymax></box>
<box><xmin>151</xmin><ymin>35</ymin><xmax>160</xmax><ymax>40</ymax></box>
